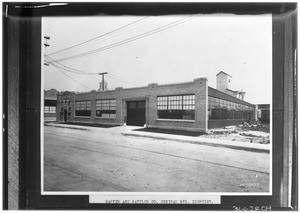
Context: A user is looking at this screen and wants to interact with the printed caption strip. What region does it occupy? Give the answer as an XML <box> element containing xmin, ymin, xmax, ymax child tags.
<box><xmin>89</xmin><ymin>195</ymin><xmax>220</xmax><ymax>204</ymax></box>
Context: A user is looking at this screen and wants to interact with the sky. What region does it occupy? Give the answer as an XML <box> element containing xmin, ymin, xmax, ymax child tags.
<box><xmin>43</xmin><ymin>14</ymin><xmax>272</xmax><ymax>104</ymax></box>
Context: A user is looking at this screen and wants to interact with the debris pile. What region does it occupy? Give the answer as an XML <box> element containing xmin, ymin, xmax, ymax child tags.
<box><xmin>241</xmin><ymin>121</ymin><xmax>270</xmax><ymax>133</ymax></box>
<box><xmin>205</xmin><ymin>122</ymin><xmax>270</xmax><ymax>144</ymax></box>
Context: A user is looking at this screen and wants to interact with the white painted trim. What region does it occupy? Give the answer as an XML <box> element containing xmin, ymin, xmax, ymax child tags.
<box><xmin>95</xmin><ymin>116</ymin><xmax>116</xmax><ymax>120</ymax></box>
<box><xmin>156</xmin><ymin>118</ymin><xmax>195</xmax><ymax>123</ymax></box>
<box><xmin>147</xmin><ymin>124</ymin><xmax>206</xmax><ymax>132</ymax></box>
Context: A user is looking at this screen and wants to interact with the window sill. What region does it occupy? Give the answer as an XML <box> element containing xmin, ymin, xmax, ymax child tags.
<box><xmin>156</xmin><ymin>118</ymin><xmax>195</xmax><ymax>122</ymax></box>
<box><xmin>95</xmin><ymin>117</ymin><xmax>116</xmax><ymax>120</ymax></box>
<box><xmin>208</xmin><ymin>118</ymin><xmax>247</xmax><ymax>120</ymax></box>
<box><xmin>74</xmin><ymin>116</ymin><xmax>91</xmax><ymax>118</ymax></box>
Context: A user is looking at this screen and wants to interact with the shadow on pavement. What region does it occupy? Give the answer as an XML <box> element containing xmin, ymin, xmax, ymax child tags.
<box><xmin>57</xmin><ymin>122</ymin><xmax>119</xmax><ymax>128</ymax></box>
<box><xmin>133</xmin><ymin>127</ymin><xmax>207</xmax><ymax>137</ymax></box>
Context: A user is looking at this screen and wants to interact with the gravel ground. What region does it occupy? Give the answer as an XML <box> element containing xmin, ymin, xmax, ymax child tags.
<box><xmin>203</xmin><ymin>124</ymin><xmax>270</xmax><ymax>144</ymax></box>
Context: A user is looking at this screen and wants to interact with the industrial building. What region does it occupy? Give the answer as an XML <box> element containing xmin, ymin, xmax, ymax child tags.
<box><xmin>257</xmin><ymin>104</ymin><xmax>270</xmax><ymax>124</ymax></box>
<box><xmin>44</xmin><ymin>89</ymin><xmax>58</xmax><ymax>121</ymax></box>
<box><xmin>56</xmin><ymin>71</ymin><xmax>255</xmax><ymax>131</ymax></box>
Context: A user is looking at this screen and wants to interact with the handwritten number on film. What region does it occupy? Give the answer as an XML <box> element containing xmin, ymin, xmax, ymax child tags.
<box><xmin>233</xmin><ymin>205</ymin><xmax>271</xmax><ymax>211</ymax></box>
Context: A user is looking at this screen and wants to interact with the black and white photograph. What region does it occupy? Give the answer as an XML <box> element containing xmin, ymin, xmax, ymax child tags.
<box><xmin>42</xmin><ymin>13</ymin><xmax>272</xmax><ymax>197</ymax></box>
<box><xmin>3</xmin><ymin>1</ymin><xmax>298</xmax><ymax>210</ymax></box>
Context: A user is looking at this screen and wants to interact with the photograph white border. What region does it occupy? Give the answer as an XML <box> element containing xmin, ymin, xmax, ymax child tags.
<box><xmin>40</xmin><ymin>13</ymin><xmax>273</xmax><ymax>199</ymax></box>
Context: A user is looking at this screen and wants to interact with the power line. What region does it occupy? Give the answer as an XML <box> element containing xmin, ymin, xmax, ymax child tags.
<box><xmin>106</xmin><ymin>75</ymin><xmax>139</xmax><ymax>87</ymax></box>
<box><xmin>45</xmin><ymin>58</ymin><xmax>85</xmax><ymax>74</ymax></box>
<box><xmin>46</xmin><ymin>58</ymin><xmax>140</xmax><ymax>86</ymax></box>
<box><xmin>47</xmin><ymin>14</ymin><xmax>200</xmax><ymax>63</ymax></box>
<box><xmin>45</xmin><ymin>60</ymin><xmax>89</xmax><ymax>75</ymax></box>
<box><xmin>47</xmin><ymin>16</ymin><xmax>156</xmax><ymax>58</ymax></box>
<box><xmin>45</xmin><ymin>55</ymin><xmax>99</xmax><ymax>75</ymax></box>
<box><xmin>45</xmin><ymin>56</ymin><xmax>139</xmax><ymax>87</ymax></box>
<box><xmin>59</xmin><ymin>70</ymin><xmax>92</xmax><ymax>90</ymax></box>
<box><xmin>47</xmin><ymin>16</ymin><xmax>150</xmax><ymax>56</ymax></box>
<box><xmin>58</xmin><ymin>70</ymin><xmax>92</xmax><ymax>90</ymax></box>
<box><xmin>50</xmin><ymin>15</ymin><xmax>198</xmax><ymax>62</ymax></box>
<box><xmin>47</xmin><ymin>63</ymin><xmax>92</xmax><ymax>90</ymax></box>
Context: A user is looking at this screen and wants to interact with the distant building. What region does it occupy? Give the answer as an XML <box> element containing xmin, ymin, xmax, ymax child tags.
<box><xmin>56</xmin><ymin>71</ymin><xmax>255</xmax><ymax>131</ymax></box>
<box><xmin>44</xmin><ymin>89</ymin><xmax>58</xmax><ymax>121</ymax></box>
<box><xmin>257</xmin><ymin>104</ymin><xmax>270</xmax><ymax>124</ymax></box>
<box><xmin>57</xmin><ymin>91</ymin><xmax>75</xmax><ymax>122</ymax></box>
<box><xmin>216</xmin><ymin>71</ymin><xmax>246</xmax><ymax>100</ymax></box>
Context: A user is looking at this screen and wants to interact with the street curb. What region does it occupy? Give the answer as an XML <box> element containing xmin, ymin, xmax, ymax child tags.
<box><xmin>44</xmin><ymin>123</ymin><xmax>91</xmax><ymax>131</ymax></box>
<box><xmin>121</xmin><ymin>132</ymin><xmax>270</xmax><ymax>154</ymax></box>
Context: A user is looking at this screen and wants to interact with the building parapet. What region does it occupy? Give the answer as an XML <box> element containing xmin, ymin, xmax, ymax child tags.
<box><xmin>193</xmin><ymin>77</ymin><xmax>208</xmax><ymax>82</ymax></box>
<box><xmin>70</xmin><ymin>78</ymin><xmax>207</xmax><ymax>98</ymax></box>
<box><xmin>148</xmin><ymin>83</ymin><xmax>158</xmax><ymax>88</ymax></box>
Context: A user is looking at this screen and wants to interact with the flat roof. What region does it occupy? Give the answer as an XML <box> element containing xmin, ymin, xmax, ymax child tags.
<box><xmin>44</xmin><ymin>97</ymin><xmax>57</xmax><ymax>100</ymax></box>
<box><xmin>226</xmin><ymin>88</ymin><xmax>245</xmax><ymax>94</ymax></box>
<box><xmin>257</xmin><ymin>104</ymin><xmax>270</xmax><ymax>107</ymax></box>
<box><xmin>208</xmin><ymin>87</ymin><xmax>254</xmax><ymax>106</ymax></box>
<box><xmin>72</xmin><ymin>78</ymin><xmax>207</xmax><ymax>97</ymax></box>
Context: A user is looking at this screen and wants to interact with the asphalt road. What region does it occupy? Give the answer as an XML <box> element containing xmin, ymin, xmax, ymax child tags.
<box><xmin>44</xmin><ymin>125</ymin><xmax>270</xmax><ymax>192</ymax></box>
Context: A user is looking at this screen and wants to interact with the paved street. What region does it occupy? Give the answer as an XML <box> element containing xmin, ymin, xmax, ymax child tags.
<box><xmin>44</xmin><ymin>125</ymin><xmax>270</xmax><ymax>192</ymax></box>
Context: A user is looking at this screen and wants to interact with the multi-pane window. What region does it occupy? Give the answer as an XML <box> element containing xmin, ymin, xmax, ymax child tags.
<box><xmin>157</xmin><ymin>94</ymin><xmax>195</xmax><ymax>120</ymax></box>
<box><xmin>157</xmin><ymin>96</ymin><xmax>168</xmax><ymax>110</ymax></box>
<box><xmin>68</xmin><ymin>107</ymin><xmax>71</xmax><ymax>117</ymax></box>
<box><xmin>208</xmin><ymin>96</ymin><xmax>254</xmax><ymax>120</ymax></box>
<box><xmin>75</xmin><ymin>100</ymin><xmax>91</xmax><ymax>116</ymax></box>
<box><xmin>96</xmin><ymin>99</ymin><xmax>116</xmax><ymax>118</ymax></box>
<box><xmin>44</xmin><ymin>99</ymin><xmax>57</xmax><ymax>114</ymax></box>
<box><xmin>44</xmin><ymin>106</ymin><xmax>56</xmax><ymax>114</ymax></box>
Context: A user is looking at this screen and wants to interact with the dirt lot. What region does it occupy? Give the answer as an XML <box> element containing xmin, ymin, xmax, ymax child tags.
<box><xmin>203</xmin><ymin>124</ymin><xmax>270</xmax><ymax>144</ymax></box>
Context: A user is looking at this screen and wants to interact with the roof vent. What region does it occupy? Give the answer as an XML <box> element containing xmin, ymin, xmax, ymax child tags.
<box><xmin>148</xmin><ymin>83</ymin><xmax>158</xmax><ymax>88</ymax></box>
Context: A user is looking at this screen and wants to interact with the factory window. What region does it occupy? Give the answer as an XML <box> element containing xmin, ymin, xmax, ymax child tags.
<box><xmin>96</xmin><ymin>99</ymin><xmax>116</xmax><ymax>118</ymax></box>
<box><xmin>208</xmin><ymin>96</ymin><xmax>253</xmax><ymax>120</ymax></box>
<box><xmin>44</xmin><ymin>106</ymin><xmax>56</xmax><ymax>114</ymax></box>
<box><xmin>157</xmin><ymin>94</ymin><xmax>195</xmax><ymax>120</ymax></box>
<box><xmin>75</xmin><ymin>100</ymin><xmax>91</xmax><ymax>116</ymax></box>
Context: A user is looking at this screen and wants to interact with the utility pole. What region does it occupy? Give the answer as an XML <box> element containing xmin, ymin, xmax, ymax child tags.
<box><xmin>44</xmin><ymin>36</ymin><xmax>50</xmax><ymax>66</ymax></box>
<box><xmin>98</xmin><ymin>72</ymin><xmax>108</xmax><ymax>91</ymax></box>
<box><xmin>44</xmin><ymin>36</ymin><xmax>50</xmax><ymax>48</ymax></box>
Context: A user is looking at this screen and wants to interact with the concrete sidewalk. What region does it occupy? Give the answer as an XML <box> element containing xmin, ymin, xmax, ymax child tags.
<box><xmin>44</xmin><ymin>122</ymin><xmax>138</xmax><ymax>132</ymax></box>
<box><xmin>121</xmin><ymin>128</ymin><xmax>270</xmax><ymax>154</ymax></box>
<box><xmin>45</xmin><ymin>122</ymin><xmax>94</xmax><ymax>131</ymax></box>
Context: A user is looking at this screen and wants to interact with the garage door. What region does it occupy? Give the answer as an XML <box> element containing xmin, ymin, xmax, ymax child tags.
<box><xmin>126</xmin><ymin>101</ymin><xmax>146</xmax><ymax>126</ymax></box>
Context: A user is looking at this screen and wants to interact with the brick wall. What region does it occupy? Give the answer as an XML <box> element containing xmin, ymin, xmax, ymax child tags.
<box><xmin>58</xmin><ymin>78</ymin><xmax>208</xmax><ymax>132</ymax></box>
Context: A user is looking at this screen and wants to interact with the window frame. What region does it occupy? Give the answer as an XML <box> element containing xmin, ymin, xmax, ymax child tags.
<box><xmin>208</xmin><ymin>96</ymin><xmax>254</xmax><ymax>120</ymax></box>
<box><xmin>157</xmin><ymin>94</ymin><xmax>195</xmax><ymax>121</ymax></box>
<box><xmin>75</xmin><ymin>100</ymin><xmax>92</xmax><ymax>117</ymax></box>
<box><xmin>95</xmin><ymin>99</ymin><xmax>117</xmax><ymax>119</ymax></box>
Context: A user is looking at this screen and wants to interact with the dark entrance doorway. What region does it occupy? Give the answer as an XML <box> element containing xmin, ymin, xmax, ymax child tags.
<box><xmin>126</xmin><ymin>100</ymin><xmax>146</xmax><ymax>126</ymax></box>
<box><xmin>64</xmin><ymin>109</ymin><xmax>67</xmax><ymax>122</ymax></box>
<box><xmin>247</xmin><ymin>112</ymin><xmax>251</xmax><ymax>123</ymax></box>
